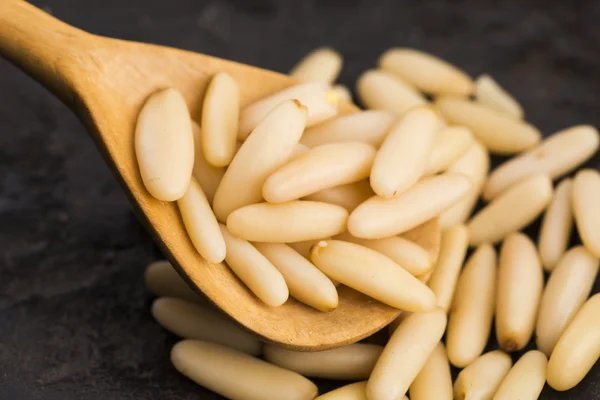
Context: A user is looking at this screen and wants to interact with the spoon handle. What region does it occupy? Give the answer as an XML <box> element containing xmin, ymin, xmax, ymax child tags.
<box><xmin>0</xmin><ymin>0</ymin><xmax>93</xmax><ymax>103</ymax></box>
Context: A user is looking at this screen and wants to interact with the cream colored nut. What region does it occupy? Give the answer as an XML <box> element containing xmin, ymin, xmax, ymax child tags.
<box><xmin>453</xmin><ymin>351</ymin><xmax>512</xmax><ymax>400</ymax></box>
<box><xmin>331</xmin><ymin>84</ymin><xmax>352</xmax><ymax>101</ymax></box>
<box><xmin>290</xmin><ymin>48</ymin><xmax>343</xmax><ymax>84</ymax></box>
<box><xmin>152</xmin><ymin>297</ymin><xmax>262</xmax><ymax>355</ymax></box>
<box><xmin>446</xmin><ymin>244</ymin><xmax>497</xmax><ymax>368</ymax></box>
<box><xmin>493</xmin><ymin>350</ymin><xmax>547</xmax><ymax>400</ymax></box>
<box><xmin>538</xmin><ymin>179</ymin><xmax>574</xmax><ymax>271</ymax></box>
<box><xmin>177</xmin><ymin>178</ymin><xmax>226</xmax><ymax>263</ymax></box>
<box><xmin>496</xmin><ymin>233</ymin><xmax>543</xmax><ymax>352</ymax></box>
<box><xmin>425</xmin><ymin>126</ymin><xmax>473</xmax><ymax>175</ymax></box>
<box><xmin>144</xmin><ymin>260</ymin><xmax>206</xmax><ymax>304</ymax></box>
<box><xmin>436</xmin><ymin>96</ymin><xmax>541</xmax><ymax>154</ymax></box>
<box><xmin>409</xmin><ymin>342</ymin><xmax>453</xmax><ymax>400</ymax></box>
<box><xmin>370</xmin><ymin>106</ymin><xmax>439</xmax><ymax>197</ymax></box>
<box><xmin>304</xmin><ymin>180</ymin><xmax>374</xmax><ymax>212</ymax></box>
<box><xmin>311</xmin><ymin>240</ymin><xmax>436</xmax><ymax>311</ymax></box>
<box><xmin>387</xmin><ymin>311</ymin><xmax>411</xmax><ymax>336</ymax></box>
<box><xmin>356</xmin><ymin>69</ymin><xmax>427</xmax><ymax>115</ymax></box>
<box><xmin>171</xmin><ymin>340</ymin><xmax>317</xmax><ymax>400</ymax></box>
<box><xmin>535</xmin><ymin>246</ymin><xmax>599</xmax><ymax>356</ymax></box>
<box><xmin>263</xmin><ymin>142</ymin><xmax>376</xmax><ymax>203</ymax></box>
<box><xmin>288</xmin><ymin>238</ymin><xmax>329</xmax><ymax>259</ymax></box>
<box><xmin>474</xmin><ymin>74</ymin><xmax>524</xmax><ymax>119</ymax></box>
<box><xmin>290</xmin><ymin>143</ymin><xmax>310</xmax><ymax>161</ymax></box>
<box><xmin>254</xmin><ymin>243</ymin><xmax>338</xmax><ymax>312</ymax></box>
<box><xmin>378</xmin><ymin>48</ymin><xmax>473</xmax><ymax>96</ymax></box>
<box><xmin>135</xmin><ymin>88</ymin><xmax>194</xmax><ymax>201</ymax></box>
<box><xmin>573</xmin><ymin>168</ymin><xmax>600</xmax><ymax>258</ymax></box>
<box><xmin>439</xmin><ymin>141</ymin><xmax>490</xmax><ymax>228</ymax></box>
<box><xmin>349</xmin><ymin>173</ymin><xmax>471</xmax><ymax>239</ymax></box>
<box><xmin>201</xmin><ymin>72</ymin><xmax>239</xmax><ymax>167</ymax></box>
<box><xmin>238</xmin><ymin>83</ymin><xmax>337</xmax><ymax>140</ymax></box>
<box><xmin>227</xmin><ymin>201</ymin><xmax>348</xmax><ymax>243</ymax></box>
<box><xmin>468</xmin><ymin>174</ymin><xmax>553</xmax><ymax>245</ymax></box>
<box><xmin>483</xmin><ymin>125</ymin><xmax>599</xmax><ymax>200</ymax></box>
<box><xmin>336</xmin><ymin>231</ymin><xmax>431</xmax><ymax>276</ymax></box>
<box><xmin>314</xmin><ymin>381</ymin><xmax>370</xmax><ymax>400</ymax></box>
<box><xmin>367</xmin><ymin>308</ymin><xmax>447</xmax><ymax>400</ymax></box>
<box><xmin>263</xmin><ymin>343</ymin><xmax>382</xmax><ymax>380</ymax></box>
<box><xmin>301</xmin><ymin>110</ymin><xmax>395</xmax><ymax>148</ymax></box>
<box><xmin>191</xmin><ymin>122</ymin><xmax>225</xmax><ymax>204</ymax></box>
<box><xmin>220</xmin><ymin>224</ymin><xmax>289</xmax><ymax>307</ymax></box>
<box><xmin>547</xmin><ymin>293</ymin><xmax>600</xmax><ymax>391</ymax></box>
<box><xmin>213</xmin><ymin>100</ymin><xmax>307</xmax><ymax>222</ymax></box>
<box><xmin>427</xmin><ymin>224</ymin><xmax>469</xmax><ymax>312</ymax></box>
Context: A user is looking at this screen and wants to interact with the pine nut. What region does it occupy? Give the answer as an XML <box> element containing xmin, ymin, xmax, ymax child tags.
<box><xmin>331</xmin><ymin>84</ymin><xmax>352</xmax><ymax>101</ymax></box>
<box><xmin>304</xmin><ymin>180</ymin><xmax>374</xmax><ymax>212</ymax></box>
<box><xmin>474</xmin><ymin>74</ymin><xmax>523</xmax><ymax>119</ymax></box>
<box><xmin>135</xmin><ymin>88</ymin><xmax>194</xmax><ymax>201</ymax></box>
<box><xmin>227</xmin><ymin>201</ymin><xmax>348</xmax><ymax>243</ymax></box>
<box><xmin>573</xmin><ymin>168</ymin><xmax>600</xmax><ymax>258</ymax></box>
<box><xmin>191</xmin><ymin>122</ymin><xmax>225</xmax><ymax>204</ymax></box>
<box><xmin>171</xmin><ymin>340</ymin><xmax>317</xmax><ymax>400</ymax></box>
<box><xmin>367</xmin><ymin>308</ymin><xmax>447</xmax><ymax>400</ymax></box>
<box><xmin>263</xmin><ymin>142</ymin><xmax>376</xmax><ymax>203</ymax></box>
<box><xmin>535</xmin><ymin>246</ymin><xmax>599</xmax><ymax>356</ymax></box>
<box><xmin>453</xmin><ymin>351</ymin><xmax>512</xmax><ymax>400</ymax></box>
<box><xmin>315</xmin><ymin>381</ymin><xmax>368</xmax><ymax>400</ymax></box>
<box><xmin>356</xmin><ymin>69</ymin><xmax>427</xmax><ymax>115</ymax></box>
<box><xmin>144</xmin><ymin>260</ymin><xmax>205</xmax><ymax>304</ymax></box>
<box><xmin>493</xmin><ymin>350</ymin><xmax>547</xmax><ymax>400</ymax></box>
<box><xmin>288</xmin><ymin>238</ymin><xmax>330</xmax><ymax>259</ymax></box>
<box><xmin>290</xmin><ymin>48</ymin><xmax>342</xmax><ymax>84</ymax></box>
<box><xmin>310</xmin><ymin>240</ymin><xmax>436</xmax><ymax>311</ymax></box>
<box><xmin>425</xmin><ymin>126</ymin><xmax>473</xmax><ymax>175</ymax></box>
<box><xmin>436</xmin><ymin>96</ymin><xmax>541</xmax><ymax>154</ymax></box>
<box><xmin>370</xmin><ymin>106</ymin><xmax>440</xmax><ymax>197</ymax></box>
<box><xmin>496</xmin><ymin>233</ymin><xmax>543</xmax><ymax>351</ymax></box>
<box><xmin>446</xmin><ymin>244</ymin><xmax>497</xmax><ymax>368</ymax></box>
<box><xmin>349</xmin><ymin>173</ymin><xmax>471</xmax><ymax>239</ymax></box>
<box><xmin>467</xmin><ymin>174</ymin><xmax>553</xmax><ymax>245</ymax></box>
<box><xmin>409</xmin><ymin>342</ymin><xmax>453</xmax><ymax>400</ymax></box>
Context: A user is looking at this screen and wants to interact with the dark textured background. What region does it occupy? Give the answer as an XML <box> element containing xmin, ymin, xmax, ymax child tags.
<box><xmin>1</xmin><ymin>0</ymin><xmax>600</xmax><ymax>399</ymax></box>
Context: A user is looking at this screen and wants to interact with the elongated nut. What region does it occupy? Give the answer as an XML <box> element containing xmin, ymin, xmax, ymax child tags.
<box><xmin>446</xmin><ymin>244</ymin><xmax>497</xmax><ymax>368</ymax></box>
<box><xmin>367</xmin><ymin>308</ymin><xmax>447</xmax><ymax>400</ymax></box>
<box><xmin>425</xmin><ymin>126</ymin><xmax>473</xmax><ymax>175</ymax></box>
<box><xmin>288</xmin><ymin>238</ymin><xmax>329</xmax><ymax>259</ymax></box>
<box><xmin>453</xmin><ymin>351</ymin><xmax>512</xmax><ymax>400</ymax></box>
<box><xmin>238</xmin><ymin>83</ymin><xmax>337</xmax><ymax>140</ymax></box>
<box><xmin>349</xmin><ymin>173</ymin><xmax>471</xmax><ymax>239</ymax></box>
<box><xmin>336</xmin><ymin>231</ymin><xmax>432</xmax><ymax>276</ymax></box>
<box><xmin>263</xmin><ymin>142</ymin><xmax>376</xmax><ymax>203</ymax></box>
<box><xmin>573</xmin><ymin>169</ymin><xmax>600</xmax><ymax>258</ymax></box>
<box><xmin>436</xmin><ymin>96</ymin><xmax>541</xmax><ymax>154</ymax></box>
<box><xmin>177</xmin><ymin>178</ymin><xmax>226</xmax><ymax>263</ymax></box>
<box><xmin>304</xmin><ymin>181</ymin><xmax>374</xmax><ymax>212</ymax></box>
<box><xmin>535</xmin><ymin>246</ymin><xmax>599</xmax><ymax>356</ymax></box>
<box><xmin>468</xmin><ymin>174</ymin><xmax>553</xmax><ymax>245</ymax></box>
<box><xmin>290</xmin><ymin>48</ymin><xmax>342</xmax><ymax>84</ymax></box>
<box><xmin>379</xmin><ymin>48</ymin><xmax>473</xmax><ymax>96</ymax></box>
<box><xmin>493</xmin><ymin>350</ymin><xmax>547</xmax><ymax>400</ymax></box>
<box><xmin>311</xmin><ymin>240</ymin><xmax>436</xmax><ymax>311</ymax></box>
<box><xmin>496</xmin><ymin>233</ymin><xmax>543</xmax><ymax>351</ymax></box>
<box><xmin>331</xmin><ymin>84</ymin><xmax>352</xmax><ymax>101</ymax></box>
<box><xmin>301</xmin><ymin>110</ymin><xmax>396</xmax><ymax>148</ymax></box>
<box><xmin>538</xmin><ymin>179</ymin><xmax>574</xmax><ymax>271</ymax></box>
<box><xmin>483</xmin><ymin>125</ymin><xmax>599</xmax><ymax>200</ymax></box>
<box><xmin>135</xmin><ymin>88</ymin><xmax>194</xmax><ymax>201</ymax></box>
<box><xmin>144</xmin><ymin>260</ymin><xmax>206</xmax><ymax>304</ymax></box>
<box><xmin>201</xmin><ymin>72</ymin><xmax>239</xmax><ymax>167</ymax></box>
<box><xmin>439</xmin><ymin>141</ymin><xmax>490</xmax><ymax>228</ymax></box>
<box><xmin>427</xmin><ymin>224</ymin><xmax>469</xmax><ymax>312</ymax></box>
<box><xmin>370</xmin><ymin>106</ymin><xmax>439</xmax><ymax>197</ymax></box>
<box><xmin>213</xmin><ymin>100</ymin><xmax>307</xmax><ymax>221</ymax></box>
<box><xmin>409</xmin><ymin>343</ymin><xmax>453</xmax><ymax>400</ymax></box>
<box><xmin>474</xmin><ymin>75</ymin><xmax>524</xmax><ymax>119</ymax></box>
<box><xmin>254</xmin><ymin>243</ymin><xmax>338</xmax><ymax>312</ymax></box>
<box><xmin>263</xmin><ymin>343</ymin><xmax>382</xmax><ymax>380</ymax></box>
<box><xmin>314</xmin><ymin>381</ymin><xmax>369</xmax><ymax>400</ymax></box>
<box><xmin>152</xmin><ymin>298</ymin><xmax>262</xmax><ymax>355</ymax></box>
<box><xmin>171</xmin><ymin>340</ymin><xmax>317</xmax><ymax>400</ymax></box>
<box><xmin>547</xmin><ymin>293</ymin><xmax>600</xmax><ymax>391</ymax></box>
<box><xmin>220</xmin><ymin>224</ymin><xmax>288</xmax><ymax>307</ymax></box>
<box><xmin>191</xmin><ymin>122</ymin><xmax>225</xmax><ymax>204</ymax></box>
<box><xmin>356</xmin><ymin>69</ymin><xmax>427</xmax><ymax>115</ymax></box>
<box><xmin>227</xmin><ymin>201</ymin><xmax>348</xmax><ymax>243</ymax></box>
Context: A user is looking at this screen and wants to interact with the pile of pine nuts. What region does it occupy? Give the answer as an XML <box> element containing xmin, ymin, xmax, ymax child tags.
<box><xmin>137</xmin><ymin>47</ymin><xmax>600</xmax><ymax>399</ymax></box>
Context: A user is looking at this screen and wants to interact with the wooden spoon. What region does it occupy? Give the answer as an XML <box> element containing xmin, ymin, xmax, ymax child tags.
<box><xmin>0</xmin><ymin>0</ymin><xmax>440</xmax><ymax>350</ymax></box>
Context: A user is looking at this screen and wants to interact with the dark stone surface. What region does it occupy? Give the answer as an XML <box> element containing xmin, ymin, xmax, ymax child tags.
<box><xmin>1</xmin><ymin>0</ymin><xmax>600</xmax><ymax>398</ymax></box>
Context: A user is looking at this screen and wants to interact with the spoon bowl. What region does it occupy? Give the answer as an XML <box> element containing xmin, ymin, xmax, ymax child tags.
<box><xmin>0</xmin><ymin>0</ymin><xmax>440</xmax><ymax>350</ymax></box>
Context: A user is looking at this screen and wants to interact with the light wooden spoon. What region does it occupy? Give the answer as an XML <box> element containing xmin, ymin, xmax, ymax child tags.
<box><xmin>0</xmin><ymin>0</ymin><xmax>440</xmax><ymax>350</ymax></box>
